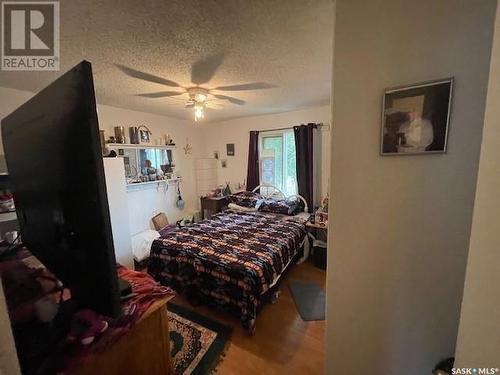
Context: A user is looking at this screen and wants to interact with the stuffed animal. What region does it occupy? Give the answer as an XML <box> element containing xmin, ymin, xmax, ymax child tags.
<box><xmin>67</xmin><ymin>309</ymin><xmax>108</xmax><ymax>345</ymax></box>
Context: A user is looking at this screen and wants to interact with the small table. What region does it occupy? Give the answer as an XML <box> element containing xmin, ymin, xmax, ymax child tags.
<box><xmin>305</xmin><ymin>221</ymin><xmax>328</xmax><ymax>269</ymax></box>
<box><xmin>200</xmin><ymin>196</ymin><xmax>230</xmax><ymax>219</ymax></box>
<box><xmin>305</xmin><ymin>221</ymin><xmax>328</xmax><ymax>231</ymax></box>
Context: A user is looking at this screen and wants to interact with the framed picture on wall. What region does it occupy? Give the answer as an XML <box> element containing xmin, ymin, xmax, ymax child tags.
<box><xmin>381</xmin><ymin>78</ymin><xmax>453</xmax><ymax>155</ymax></box>
<box><xmin>226</xmin><ymin>143</ymin><xmax>235</xmax><ymax>156</ymax></box>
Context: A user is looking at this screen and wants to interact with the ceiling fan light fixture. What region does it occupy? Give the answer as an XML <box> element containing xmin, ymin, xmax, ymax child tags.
<box><xmin>194</xmin><ymin>93</ymin><xmax>207</xmax><ymax>102</ymax></box>
<box><xmin>194</xmin><ymin>104</ymin><xmax>205</xmax><ymax>122</ymax></box>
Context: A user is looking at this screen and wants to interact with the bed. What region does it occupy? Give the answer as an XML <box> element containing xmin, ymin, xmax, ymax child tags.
<box><xmin>147</xmin><ymin>185</ymin><xmax>309</xmax><ymax>333</ymax></box>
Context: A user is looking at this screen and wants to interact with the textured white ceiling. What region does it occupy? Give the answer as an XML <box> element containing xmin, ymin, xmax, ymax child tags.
<box><xmin>0</xmin><ymin>0</ymin><xmax>333</xmax><ymax>122</ymax></box>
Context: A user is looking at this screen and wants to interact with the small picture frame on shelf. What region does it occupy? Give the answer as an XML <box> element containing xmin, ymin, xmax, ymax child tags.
<box><xmin>226</xmin><ymin>143</ymin><xmax>235</xmax><ymax>156</ymax></box>
<box><xmin>139</xmin><ymin>129</ymin><xmax>150</xmax><ymax>144</ymax></box>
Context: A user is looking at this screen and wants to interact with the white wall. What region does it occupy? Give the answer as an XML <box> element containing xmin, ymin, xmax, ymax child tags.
<box><xmin>0</xmin><ymin>87</ymin><xmax>204</xmax><ymax>229</ymax></box>
<box><xmin>200</xmin><ymin>105</ymin><xmax>331</xmax><ymax>201</ymax></box>
<box><xmin>327</xmin><ymin>1</ymin><xmax>497</xmax><ymax>374</ymax></box>
<box><xmin>455</xmin><ymin>3</ymin><xmax>500</xmax><ymax>368</ymax></box>
<box><xmin>104</xmin><ymin>158</ymin><xmax>133</xmax><ymax>268</ymax></box>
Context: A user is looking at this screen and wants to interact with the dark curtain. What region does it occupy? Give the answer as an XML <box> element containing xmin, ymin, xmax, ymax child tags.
<box><xmin>246</xmin><ymin>130</ymin><xmax>260</xmax><ymax>191</ymax></box>
<box><xmin>294</xmin><ymin>123</ymin><xmax>317</xmax><ymax>212</ymax></box>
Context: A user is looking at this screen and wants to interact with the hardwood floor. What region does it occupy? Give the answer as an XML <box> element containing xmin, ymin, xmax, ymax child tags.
<box><xmin>171</xmin><ymin>261</ymin><xmax>326</xmax><ymax>375</ymax></box>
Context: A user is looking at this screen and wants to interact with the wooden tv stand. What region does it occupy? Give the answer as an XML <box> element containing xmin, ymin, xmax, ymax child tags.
<box><xmin>74</xmin><ymin>297</ymin><xmax>172</xmax><ymax>375</ymax></box>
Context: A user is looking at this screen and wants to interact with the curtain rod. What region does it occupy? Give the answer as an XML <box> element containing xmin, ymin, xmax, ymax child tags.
<box><xmin>249</xmin><ymin>123</ymin><xmax>326</xmax><ymax>133</ymax></box>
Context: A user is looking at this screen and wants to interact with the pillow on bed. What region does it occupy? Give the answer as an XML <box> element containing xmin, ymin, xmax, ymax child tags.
<box><xmin>131</xmin><ymin>229</ymin><xmax>160</xmax><ymax>262</ymax></box>
<box><xmin>228</xmin><ymin>191</ymin><xmax>263</xmax><ymax>208</ymax></box>
<box><xmin>228</xmin><ymin>202</ymin><xmax>257</xmax><ymax>212</ymax></box>
<box><xmin>256</xmin><ymin>197</ymin><xmax>300</xmax><ymax>216</ymax></box>
<box><xmin>282</xmin><ymin>212</ymin><xmax>311</xmax><ymax>223</ymax></box>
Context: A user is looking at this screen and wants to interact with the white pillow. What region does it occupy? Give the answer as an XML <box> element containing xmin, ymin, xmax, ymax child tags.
<box><xmin>228</xmin><ymin>203</ymin><xmax>257</xmax><ymax>212</ymax></box>
<box><xmin>282</xmin><ymin>212</ymin><xmax>310</xmax><ymax>224</ymax></box>
<box><xmin>132</xmin><ymin>229</ymin><xmax>160</xmax><ymax>262</ymax></box>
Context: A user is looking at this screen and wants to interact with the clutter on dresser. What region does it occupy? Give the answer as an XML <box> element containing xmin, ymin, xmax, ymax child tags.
<box><xmin>67</xmin><ymin>309</ymin><xmax>109</xmax><ymax>345</ymax></box>
<box><xmin>314</xmin><ymin>195</ymin><xmax>329</xmax><ymax>226</ymax></box>
<box><xmin>0</xmin><ymin>248</ymin><xmax>175</xmax><ymax>374</ymax></box>
<box><xmin>200</xmin><ymin>195</ymin><xmax>230</xmax><ymax>219</ymax></box>
<box><xmin>223</xmin><ymin>182</ymin><xmax>232</xmax><ymax>196</ymax></box>
<box><xmin>176</xmin><ymin>214</ymin><xmax>194</xmax><ymax>227</ymax></box>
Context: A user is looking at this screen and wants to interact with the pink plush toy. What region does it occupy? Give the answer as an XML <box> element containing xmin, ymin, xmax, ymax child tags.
<box><xmin>67</xmin><ymin>309</ymin><xmax>108</xmax><ymax>345</ymax></box>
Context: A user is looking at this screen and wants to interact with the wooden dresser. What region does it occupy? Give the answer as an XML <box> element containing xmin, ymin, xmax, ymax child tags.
<box><xmin>1</xmin><ymin>249</ymin><xmax>173</xmax><ymax>375</ymax></box>
<box><xmin>200</xmin><ymin>196</ymin><xmax>230</xmax><ymax>219</ymax></box>
<box><xmin>75</xmin><ymin>297</ymin><xmax>172</xmax><ymax>375</ymax></box>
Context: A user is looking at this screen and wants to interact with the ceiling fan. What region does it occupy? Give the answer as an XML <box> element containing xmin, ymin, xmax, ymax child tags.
<box><xmin>116</xmin><ymin>53</ymin><xmax>276</xmax><ymax>121</ymax></box>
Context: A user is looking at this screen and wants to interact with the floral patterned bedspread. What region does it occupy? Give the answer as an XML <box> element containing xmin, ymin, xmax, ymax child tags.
<box><xmin>148</xmin><ymin>210</ymin><xmax>306</xmax><ymax>329</ymax></box>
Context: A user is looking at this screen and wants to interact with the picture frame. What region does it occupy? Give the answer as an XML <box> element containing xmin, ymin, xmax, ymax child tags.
<box><xmin>226</xmin><ymin>143</ymin><xmax>235</xmax><ymax>156</ymax></box>
<box><xmin>381</xmin><ymin>78</ymin><xmax>453</xmax><ymax>155</ymax></box>
<box><xmin>221</xmin><ymin>159</ymin><xmax>227</xmax><ymax>168</ymax></box>
<box><xmin>139</xmin><ymin>129</ymin><xmax>151</xmax><ymax>144</ymax></box>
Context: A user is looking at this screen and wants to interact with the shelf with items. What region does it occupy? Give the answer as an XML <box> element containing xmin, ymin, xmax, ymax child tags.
<box><xmin>106</xmin><ymin>143</ymin><xmax>176</xmax><ymax>150</ymax></box>
<box><xmin>126</xmin><ymin>177</ymin><xmax>182</xmax><ymax>187</ymax></box>
<box><xmin>125</xmin><ymin>177</ymin><xmax>182</xmax><ymax>193</ymax></box>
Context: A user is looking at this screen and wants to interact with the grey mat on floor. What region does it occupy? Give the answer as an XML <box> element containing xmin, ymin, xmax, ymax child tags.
<box><xmin>289</xmin><ymin>281</ymin><xmax>326</xmax><ymax>321</ymax></box>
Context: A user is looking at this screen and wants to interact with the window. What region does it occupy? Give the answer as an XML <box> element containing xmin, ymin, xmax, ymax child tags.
<box><xmin>259</xmin><ymin>130</ymin><xmax>297</xmax><ymax>196</ymax></box>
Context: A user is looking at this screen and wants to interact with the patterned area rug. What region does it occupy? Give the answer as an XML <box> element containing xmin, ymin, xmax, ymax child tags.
<box><xmin>167</xmin><ymin>303</ymin><xmax>232</xmax><ymax>375</ymax></box>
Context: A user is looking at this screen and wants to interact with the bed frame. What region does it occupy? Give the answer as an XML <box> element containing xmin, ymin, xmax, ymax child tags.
<box><xmin>251</xmin><ymin>184</ymin><xmax>309</xmax><ymax>213</ymax></box>
<box><xmin>244</xmin><ymin>184</ymin><xmax>310</xmax><ymax>332</ymax></box>
<box><xmin>151</xmin><ymin>185</ymin><xmax>310</xmax><ymax>334</ymax></box>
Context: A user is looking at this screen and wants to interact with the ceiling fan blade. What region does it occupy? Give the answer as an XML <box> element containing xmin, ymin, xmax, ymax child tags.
<box><xmin>136</xmin><ymin>91</ymin><xmax>184</xmax><ymax>98</ymax></box>
<box><xmin>213</xmin><ymin>82</ymin><xmax>276</xmax><ymax>91</ymax></box>
<box><xmin>116</xmin><ymin>64</ymin><xmax>181</xmax><ymax>87</ymax></box>
<box><xmin>213</xmin><ymin>94</ymin><xmax>246</xmax><ymax>105</ymax></box>
<box><xmin>191</xmin><ymin>52</ymin><xmax>225</xmax><ymax>85</ymax></box>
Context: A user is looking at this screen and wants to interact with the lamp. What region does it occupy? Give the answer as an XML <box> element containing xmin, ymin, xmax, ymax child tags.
<box><xmin>194</xmin><ymin>104</ymin><xmax>205</xmax><ymax>122</ymax></box>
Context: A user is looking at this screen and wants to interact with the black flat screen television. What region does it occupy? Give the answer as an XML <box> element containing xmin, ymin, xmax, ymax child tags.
<box><xmin>1</xmin><ymin>60</ymin><xmax>121</xmax><ymax>318</ymax></box>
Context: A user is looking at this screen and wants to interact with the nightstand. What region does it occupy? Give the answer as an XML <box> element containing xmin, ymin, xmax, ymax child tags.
<box><xmin>305</xmin><ymin>221</ymin><xmax>328</xmax><ymax>270</ymax></box>
<box><xmin>200</xmin><ymin>196</ymin><xmax>230</xmax><ymax>219</ymax></box>
<box><xmin>305</xmin><ymin>221</ymin><xmax>328</xmax><ymax>240</ymax></box>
